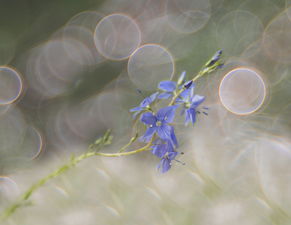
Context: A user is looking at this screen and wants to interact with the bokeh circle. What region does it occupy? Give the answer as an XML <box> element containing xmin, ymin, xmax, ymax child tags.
<box><xmin>219</xmin><ymin>68</ymin><xmax>266</xmax><ymax>115</ymax></box>
<box><xmin>127</xmin><ymin>44</ymin><xmax>174</xmax><ymax>90</ymax></box>
<box><xmin>94</xmin><ymin>14</ymin><xmax>141</xmax><ymax>60</ymax></box>
<box><xmin>0</xmin><ymin>66</ymin><xmax>23</xmax><ymax>105</ymax></box>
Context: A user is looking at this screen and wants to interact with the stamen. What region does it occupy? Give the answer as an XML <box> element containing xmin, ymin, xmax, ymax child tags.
<box><xmin>174</xmin><ymin>159</ymin><xmax>186</xmax><ymax>165</ymax></box>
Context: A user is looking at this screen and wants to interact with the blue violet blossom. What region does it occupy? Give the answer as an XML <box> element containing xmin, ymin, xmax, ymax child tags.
<box><xmin>151</xmin><ymin>140</ymin><xmax>178</xmax><ymax>173</ymax></box>
<box><xmin>178</xmin><ymin>85</ymin><xmax>205</xmax><ymax>125</ymax></box>
<box><xmin>130</xmin><ymin>92</ymin><xmax>159</xmax><ymax>118</ymax></box>
<box><xmin>140</xmin><ymin>106</ymin><xmax>178</xmax><ymax>147</ymax></box>
<box><xmin>158</xmin><ymin>71</ymin><xmax>194</xmax><ymax>100</ymax></box>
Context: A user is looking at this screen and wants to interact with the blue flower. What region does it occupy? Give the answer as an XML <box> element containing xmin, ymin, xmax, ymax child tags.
<box><xmin>158</xmin><ymin>80</ymin><xmax>177</xmax><ymax>99</ymax></box>
<box><xmin>178</xmin><ymin>85</ymin><xmax>205</xmax><ymax>125</ymax></box>
<box><xmin>140</xmin><ymin>106</ymin><xmax>178</xmax><ymax>146</ymax></box>
<box><xmin>158</xmin><ymin>152</ymin><xmax>178</xmax><ymax>173</ymax></box>
<box><xmin>151</xmin><ymin>139</ymin><xmax>178</xmax><ymax>173</ymax></box>
<box><xmin>130</xmin><ymin>92</ymin><xmax>159</xmax><ymax>118</ymax></box>
<box><xmin>158</xmin><ymin>71</ymin><xmax>190</xmax><ymax>99</ymax></box>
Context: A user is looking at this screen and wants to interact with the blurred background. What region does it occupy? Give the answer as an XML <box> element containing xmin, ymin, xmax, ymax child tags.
<box><xmin>0</xmin><ymin>0</ymin><xmax>291</xmax><ymax>224</ymax></box>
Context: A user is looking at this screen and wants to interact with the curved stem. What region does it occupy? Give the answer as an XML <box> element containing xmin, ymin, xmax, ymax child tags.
<box><xmin>0</xmin><ymin>138</ymin><xmax>153</xmax><ymax>221</ymax></box>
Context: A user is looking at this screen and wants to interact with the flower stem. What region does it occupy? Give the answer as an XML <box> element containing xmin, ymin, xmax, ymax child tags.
<box><xmin>169</xmin><ymin>71</ymin><xmax>204</xmax><ymax>106</ymax></box>
<box><xmin>0</xmin><ymin>134</ymin><xmax>153</xmax><ymax>222</ymax></box>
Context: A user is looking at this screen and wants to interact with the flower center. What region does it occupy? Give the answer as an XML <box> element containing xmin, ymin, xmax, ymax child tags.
<box><xmin>185</xmin><ymin>102</ymin><xmax>191</xmax><ymax>108</ymax></box>
<box><xmin>156</xmin><ymin>121</ymin><xmax>162</xmax><ymax>126</ymax></box>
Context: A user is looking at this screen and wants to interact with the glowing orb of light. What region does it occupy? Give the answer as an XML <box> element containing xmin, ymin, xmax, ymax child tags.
<box><xmin>128</xmin><ymin>44</ymin><xmax>174</xmax><ymax>90</ymax></box>
<box><xmin>219</xmin><ymin>68</ymin><xmax>266</xmax><ymax>115</ymax></box>
<box><xmin>94</xmin><ymin>14</ymin><xmax>141</xmax><ymax>60</ymax></box>
<box><xmin>0</xmin><ymin>66</ymin><xmax>23</xmax><ymax>105</ymax></box>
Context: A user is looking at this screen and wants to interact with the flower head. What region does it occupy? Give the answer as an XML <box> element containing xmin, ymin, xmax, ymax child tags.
<box><xmin>178</xmin><ymin>84</ymin><xmax>205</xmax><ymax>125</ymax></box>
<box><xmin>151</xmin><ymin>139</ymin><xmax>178</xmax><ymax>173</ymax></box>
<box><xmin>140</xmin><ymin>106</ymin><xmax>178</xmax><ymax>146</ymax></box>
<box><xmin>158</xmin><ymin>71</ymin><xmax>194</xmax><ymax>100</ymax></box>
<box><xmin>130</xmin><ymin>92</ymin><xmax>158</xmax><ymax>118</ymax></box>
<box><xmin>158</xmin><ymin>151</ymin><xmax>178</xmax><ymax>173</ymax></box>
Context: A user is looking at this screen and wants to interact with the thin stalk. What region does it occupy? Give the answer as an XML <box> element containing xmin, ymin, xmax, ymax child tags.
<box><xmin>0</xmin><ymin>138</ymin><xmax>153</xmax><ymax>221</ymax></box>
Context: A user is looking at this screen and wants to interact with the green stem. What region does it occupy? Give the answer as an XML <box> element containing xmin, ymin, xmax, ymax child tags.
<box><xmin>119</xmin><ymin>133</ymin><xmax>139</xmax><ymax>153</ymax></box>
<box><xmin>169</xmin><ymin>71</ymin><xmax>204</xmax><ymax>106</ymax></box>
<box><xmin>0</xmin><ymin>138</ymin><xmax>153</xmax><ymax>221</ymax></box>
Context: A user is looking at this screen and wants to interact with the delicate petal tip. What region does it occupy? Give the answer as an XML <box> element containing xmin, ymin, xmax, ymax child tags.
<box><xmin>170</xmin><ymin>127</ymin><xmax>178</xmax><ymax>147</ymax></box>
<box><xmin>130</xmin><ymin>106</ymin><xmax>143</xmax><ymax>112</ymax></box>
<box><xmin>188</xmin><ymin>108</ymin><xmax>197</xmax><ymax>125</ymax></box>
<box><xmin>140</xmin><ymin>92</ymin><xmax>158</xmax><ymax>107</ymax></box>
<box><xmin>168</xmin><ymin>151</ymin><xmax>178</xmax><ymax>160</ymax></box>
<box><xmin>140</xmin><ymin>112</ymin><xmax>157</xmax><ymax>125</ymax></box>
<box><xmin>139</xmin><ymin>127</ymin><xmax>156</xmax><ymax>142</ymax></box>
<box><xmin>184</xmin><ymin>109</ymin><xmax>191</xmax><ymax>126</ymax></box>
<box><xmin>151</xmin><ymin>143</ymin><xmax>167</xmax><ymax>158</ymax></box>
<box><xmin>158</xmin><ymin>92</ymin><xmax>173</xmax><ymax>99</ymax></box>
<box><xmin>149</xmin><ymin>92</ymin><xmax>159</xmax><ymax>102</ymax></box>
<box><xmin>158</xmin><ymin>158</ymin><xmax>171</xmax><ymax>173</ymax></box>
<box><xmin>158</xmin><ymin>81</ymin><xmax>176</xmax><ymax>92</ymax></box>
<box><xmin>191</xmin><ymin>95</ymin><xmax>205</xmax><ymax>107</ymax></box>
<box><xmin>156</xmin><ymin>106</ymin><xmax>177</xmax><ymax>123</ymax></box>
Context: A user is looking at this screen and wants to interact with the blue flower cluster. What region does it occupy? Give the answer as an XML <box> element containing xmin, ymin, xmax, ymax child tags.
<box><xmin>130</xmin><ymin>71</ymin><xmax>205</xmax><ymax>173</ymax></box>
<box><xmin>130</xmin><ymin>50</ymin><xmax>223</xmax><ymax>173</ymax></box>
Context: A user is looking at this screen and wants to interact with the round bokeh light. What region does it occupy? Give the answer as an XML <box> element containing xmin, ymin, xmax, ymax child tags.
<box><xmin>219</xmin><ymin>68</ymin><xmax>266</xmax><ymax>115</ymax></box>
<box><xmin>0</xmin><ymin>67</ymin><xmax>23</xmax><ymax>105</ymax></box>
<box><xmin>128</xmin><ymin>44</ymin><xmax>174</xmax><ymax>91</ymax></box>
<box><xmin>94</xmin><ymin>14</ymin><xmax>141</xmax><ymax>60</ymax></box>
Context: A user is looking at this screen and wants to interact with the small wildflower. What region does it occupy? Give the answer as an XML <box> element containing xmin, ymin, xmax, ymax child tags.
<box><xmin>177</xmin><ymin>84</ymin><xmax>205</xmax><ymax>125</ymax></box>
<box><xmin>140</xmin><ymin>106</ymin><xmax>178</xmax><ymax>146</ymax></box>
<box><xmin>151</xmin><ymin>139</ymin><xmax>178</xmax><ymax>173</ymax></box>
<box><xmin>158</xmin><ymin>151</ymin><xmax>178</xmax><ymax>173</ymax></box>
<box><xmin>130</xmin><ymin>92</ymin><xmax>159</xmax><ymax>118</ymax></box>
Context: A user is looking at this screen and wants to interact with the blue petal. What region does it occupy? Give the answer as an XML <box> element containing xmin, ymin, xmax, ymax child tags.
<box><xmin>165</xmin><ymin>140</ymin><xmax>175</xmax><ymax>152</ymax></box>
<box><xmin>156</xmin><ymin>106</ymin><xmax>177</xmax><ymax>123</ymax></box>
<box><xmin>190</xmin><ymin>108</ymin><xmax>197</xmax><ymax>124</ymax></box>
<box><xmin>156</xmin><ymin>124</ymin><xmax>172</xmax><ymax>140</ymax></box>
<box><xmin>140</xmin><ymin>92</ymin><xmax>159</xmax><ymax>107</ymax></box>
<box><xmin>130</xmin><ymin>106</ymin><xmax>143</xmax><ymax>112</ymax></box>
<box><xmin>140</xmin><ymin>112</ymin><xmax>157</xmax><ymax>125</ymax></box>
<box><xmin>178</xmin><ymin>89</ymin><xmax>191</xmax><ymax>102</ymax></box>
<box><xmin>186</xmin><ymin>108</ymin><xmax>196</xmax><ymax>125</ymax></box>
<box><xmin>168</xmin><ymin>151</ymin><xmax>178</xmax><ymax>160</ymax></box>
<box><xmin>140</xmin><ymin>127</ymin><xmax>156</xmax><ymax>142</ymax></box>
<box><xmin>158</xmin><ymin>92</ymin><xmax>173</xmax><ymax>99</ymax></box>
<box><xmin>170</xmin><ymin>127</ymin><xmax>178</xmax><ymax>147</ymax></box>
<box><xmin>152</xmin><ymin>144</ymin><xmax>167</xmax><ymax>158</ymax></box>
<box><xmin>185</xmin><ymin>109</ymin><xmax>191</xmax><ymax>125</ymax></box>
<box><xmin>158</xmin><ymin>158</ymin><xmax>171</xmax><ymax>173</ymax></box>
<box><xmin>158</xmin><ymin>81</ymin><xmax>176</xmax><ymax>92</ymax></box>
<box><xmin>190</xmin><ymin>95</ymin><xmax>205</xmax><ymax>108</ymax></box>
